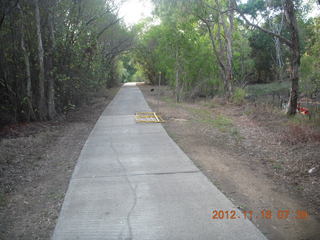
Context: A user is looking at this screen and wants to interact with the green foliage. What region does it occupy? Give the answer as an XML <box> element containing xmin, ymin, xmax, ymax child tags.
<box><xmin>0</xmin><ymin>0</ymin><xmax>133</xmax><ymax>124</ymax></box>
<box><xmin>239</xmin><ymin>0</ymin><xmax>266</xmax><ymax>17</ymax></box>
<box><xmin>0</xmin><ymin>192</ymin><xmax>6</xmax><ymax>207</ymax></box>
<box><xmin>131</xmin><ymin>66</ymin><xmax>145</xmax><ymax>82</ymax></box>
<box><xmin>247</xmin><ymin>81</ymin><xmax>290</xmax><ymax>96</ymax></box>
<box><xmin>300</xmin><ymin>54</ymin><xmax>320</xmax><ymax>96</ymax></box>
<box><xmin>118</xmin><ymin>53</ymin><xmax>138</xmax><ymax>83</ymax></box>
<box><xmin>1</xmin><ymin>0</ymin><xmax>318</xmax><ymax>124</ymax></box>
<box><xmin>248</xmin><ymin>29</ymin><xmax>277</xmax><ymax>83</ymax></box>
<box><xmin>210</xmin><ymin>114</ymin><xmax>233</xmax><ymax>132</ymax></box>
<box><xmin>117</xmin><ymin>60</ymin><xmax>129</xmax><ymax>83</ymax></box>
<box><xmin>185</xmin><ymin>104</ymin><xmax>235</xmax><ymax>133</ymax></box>
<box><xmin>232</xmin><ymin>88</ymin><xmax>246</xmax><ymax>104</ymax></box>
<box><xmin>135</xmin><ymin>0</ymin><xmax>265</xmax><ymax>99</ymax></box>
<box><xmin>134</xmin><ymin>4</ymin><xmax>222</xmax><ymax>97</ymax></box>
<box><xmin>233</xmin><ymin>29</ymin><xmax>255</xmax><ymax>85</ymax></box>
<box><xmin>300</xmin><ymin>17</ymin><xmax>320</xmax><ymax>97</ymax></box>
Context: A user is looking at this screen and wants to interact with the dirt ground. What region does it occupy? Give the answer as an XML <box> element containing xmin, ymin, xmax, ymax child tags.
<box><xmin>0</xmin><ymin>87</ymin><xmax>119</xmax><ymax>240</ymax></box>
<box><xmin>140</xmin><ymin>84</ymin><xmax>320</xmax><ymax>240</ymax></box>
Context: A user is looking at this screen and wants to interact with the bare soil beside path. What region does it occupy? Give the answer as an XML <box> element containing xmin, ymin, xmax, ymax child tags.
<box><xmin>0</xmin><ymin>87</ymin><xmax>119</xmax><ymax>239</ymax></box>
<box><xmin>139</xmin><ymin>84</ymin><xmax>320</xmax><ymax>240</ymax></box>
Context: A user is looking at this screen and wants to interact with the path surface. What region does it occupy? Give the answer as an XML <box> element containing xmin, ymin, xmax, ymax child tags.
<box><xmin>52</xmin><ymin>83</ymin><xmax>266</xmax><ymax>240</ymax></box>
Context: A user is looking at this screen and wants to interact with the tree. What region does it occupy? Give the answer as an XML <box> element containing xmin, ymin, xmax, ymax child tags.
<box><xmin>248</xmin><ymin>29</ymin><xmax>277</xmax><ymax>83</ymax></box>
<box><xmin>234</xmin><ymin>0</ymin><xmax>301</xmax><ymax>115</ymax></box>
<box><xmin>18</xmin><ymin>3</ymin><xmax>36</xmax><ymax>121</ymax></box>
<box><xmin>196</xmin><ymin>0</ymin><xmax>235</xmax><ymax>98</ymax></box>
<box><xmin>300</xmin><ymin>17</ymin><xmax>320</xmax><ymax>98</ymax></box>
<box><xmin>47</xmin><ymin>1</ymin><xmax>57</xmax><ymax>120</ymax></box>
<box><xmin>0</xmin><ymin>0</ymin><xmax>133</xmax><ymax>125</ymax></box>
<box><xmin>34</xmin><ymin>0</ymin><xmax>46</xmax><ymax>120</ymax></box>
<box><xmin>134</xmin><ymin>12</ymin><xmax>220</xmax><ymax>99</ymax></box>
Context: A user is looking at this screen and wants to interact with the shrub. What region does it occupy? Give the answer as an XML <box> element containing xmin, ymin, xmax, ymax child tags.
<box><xmin>232</xmin><ymin>88</ymin><xmax>246</xmax><ymax>104</ymax></box>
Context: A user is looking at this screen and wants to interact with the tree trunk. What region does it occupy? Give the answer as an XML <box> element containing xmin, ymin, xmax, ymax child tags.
<box><xmin>199</xmin><ymin>0</ymin><xmax>234</xmax><ymax>99</ymax></box>
<box><xmin>18</xmin><ymin>3</ymin><xmax>36</xmax><ymax>121</ymax></box>
<box><xmin>274</xmin><ymin>37</ymin><xmax>284</xmax><ymax>81</ymax></box>
<box><xmin>204</xmin><ymin>19</ymin><xmax>226</xmax><ymax>83</ymax></box>
<box><xmin>234</xmin><ymin>0</ymin><xmax>300</xmax><ymax>115</ymax></box>
<box><xmin>34</xmin><ymin>0</ymin><xmax>46</xmax><ymax>120</ymax></box>
<box><xmin>267</xmin><ymin>0</ymin><xmax>285</xmax><ymax>82</ymax></box>
<box><xmin>175</xmin><ymin>66</ymin><xmax>180</xmax><ymax>102</ymax></box>
<box><xmin>284</xmin><ymin>0</ymin><xmax>300</xmax><ymax>116</ymax></box>
<box><xmin>47</xmin><ymin>8</ymin><xmax>57</xmax><ymax>119</ymax></box>
<box><xmin>222</xmin><ymin>0</ymin><xmax>234</xmax><ymax>98</ymax></box>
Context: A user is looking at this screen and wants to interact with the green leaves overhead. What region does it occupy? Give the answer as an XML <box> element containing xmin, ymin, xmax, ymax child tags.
<box><xmin>0</xmin><ymin>0</ymin><xmax>133</xmax><ymax>123</ymax></box>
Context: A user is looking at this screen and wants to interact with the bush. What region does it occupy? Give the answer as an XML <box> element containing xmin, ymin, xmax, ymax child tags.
<box><xmin>246</xmin><ymin>81</ymin><xmax>290</xmax><ymax>97</ymax></box>
<box><xmin>232</xmin><ymin>88</ymin><xmax>246</xmax><ymax>104</ymax></box>
<box><xmin>300</xmin><ymin>54</ymin><xmax>320</xmax><ymax>98</ymax></box>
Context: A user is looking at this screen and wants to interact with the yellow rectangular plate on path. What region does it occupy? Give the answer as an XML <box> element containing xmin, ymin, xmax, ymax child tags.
<box><xmin>135</xmin><ymin>112</ymin><xmax>164</xmax><ymax>123</ymax></box>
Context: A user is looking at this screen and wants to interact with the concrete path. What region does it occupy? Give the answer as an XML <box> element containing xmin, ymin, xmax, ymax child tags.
<box><xmin>52</xmin><ymin>84</ymin><xmax>266</xmax><ymax>240</ymax></box>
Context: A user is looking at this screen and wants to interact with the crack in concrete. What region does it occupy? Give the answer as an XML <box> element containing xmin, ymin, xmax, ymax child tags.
<box><xmin>110</xmin><ymin>140</ymin><xmax>137</xmax><ymax>240</ymax></box>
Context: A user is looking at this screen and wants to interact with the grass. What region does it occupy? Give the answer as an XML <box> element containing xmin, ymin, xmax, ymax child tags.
<box><xmin>187</xmin><ymin>107</ymin><xmax>211</xmax><ymax>119</ymax></box>
<box><xmin>296</xmin><ymin>185</ymin><xmax>304</xmax><ymax>191</ymax></box>
<box><xmin>272</xmin><ymin>163</ymin><xmax>283</xmax><ymax>170</ymax></box>
<box><xmin>230</xmin><ymin>127</ymin><xmax>241</xmax><ymax>138</ymax></box>
<box><xmin>48</xmin><ymin>192</ymin><xmax>64</xmax><ymax>201</ymax></box>
<box><xmin>159</xmin><ymin>93</ymin><xmax>242</xmax><ymax>140</ymax></box>
<box><xmin>162</xmin><ymin>96</ymin><xmax>179</xmax><ymax>108</ymax></box>
<box><xmin>210</xmin><ymin>114</ymin><xmax>233</xmax><ymax>132</ymax></box>
<box><xmin>289</xmin><ymin>114</ymin><xmax>310</xmax><ymax>124</ymax></box>
<box><xmin>0</xmin><ymin>192</ymin><xmax>6</xmax><ymax>207</ymax></box>
<box><xmin>232</xmin><ymin>88</ymin><xmax>246</xmax><ymax>104</ymax></box>
<box><xmin>201</xmin><ymin>101</ymin><xmax>217</xmax><ymax>108</ymax></box>
<box><xmin>289</xmin><ymin>111</ymin><xmax>320</xmax><ymax>127</ymax></box>
<box><xmin>185</xmin><ymin>105</ymin><xmax>239</xmax><ymax>136</ymax></box>
<box><xmin>162</xmin><ymin>96</ymin><xmax>174</xmax><ymax>103</ymax></box>
<box><xmin>247</xmin><ymin>81</ymin><xmax>290</xmax><ymax>97</ymax></box>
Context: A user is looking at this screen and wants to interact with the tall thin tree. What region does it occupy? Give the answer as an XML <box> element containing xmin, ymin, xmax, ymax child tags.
<box><xmin>34</xmin><ymin>0</ymin><xmax>46</xmax><ymax>120</ymax></box>
<box><xmin>47</xmin><ymin>3</ymin><xmax>57</xmax><ymax>119</ymax></box>
<box><xmin>18</xmin><ymin>3</ymin><xmax>36</xmax><ymax>121</ymax></box>
<box><xmin>234</xmin><ymin>0</ymin><xmax>300</xmax><ymax>115</ymax></box>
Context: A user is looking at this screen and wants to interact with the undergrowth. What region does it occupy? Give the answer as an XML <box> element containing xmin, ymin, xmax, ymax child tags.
<box><xmin>185</xmin><ymin>105</ymin><xmax>241</xmax><ymax>140</ymax></box>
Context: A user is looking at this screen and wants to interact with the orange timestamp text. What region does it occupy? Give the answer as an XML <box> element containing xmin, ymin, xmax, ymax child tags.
<box><xmin>211</xmin><ymin>209</ymin><xmax>309</xmax><ymax>220</ymax></box>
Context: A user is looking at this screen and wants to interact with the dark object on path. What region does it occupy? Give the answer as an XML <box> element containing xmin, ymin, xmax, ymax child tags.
<box><xmin>150</xmin><ymin>88</ymin><xmax>154</xmax><ymax>92</ymax></box>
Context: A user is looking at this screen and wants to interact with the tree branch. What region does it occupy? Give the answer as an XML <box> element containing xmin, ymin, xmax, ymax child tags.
<box><xmin>96</xmin><ymin>17</ymin><xmax>122</xmax><ymax>39</ymax></box>
<box><xmin>232</xmin><ymin>0</ymin><xmax>293</xmax><ymax>48</ymax></box>
<box><xmin>197</xmin><ymin>15</ymin><xmax>226</xmax><ymax>72</ymax></box>
<box><xmin>0</xmin><ymin>0</ymin><xmax>19</xmax><ymax>30</ymax></box>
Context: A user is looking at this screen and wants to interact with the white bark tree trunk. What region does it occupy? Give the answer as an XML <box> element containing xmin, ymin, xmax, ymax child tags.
<box><xmin>199</xmin><ymin>0</ymin><xmax>234</xmax><ymax>99</ymax></box>
<box><xmin>34</xmin><ymin>0</ymin><xmax>46</xmax><ymax>120</ymax></box>
<box><xmin>18</xmin><ymin>3</ymin><xmax>36</xmax><ymax>121</ymax></box>
<box><xmin>234</xmin><ymin>0</ymin><xmax>300</xmax><ymax>115</ymax></box>
<box><xmin>47</xmin><ymin>7</ymin><xmax>57</xmax><ymax>119</ymax></box>
<box><xmin>284</xmin><ymin>0</ymin><xmax>300</xmax><ymax>115</ymax></box>
<box><xmin>175</xmin><ymin>51</ymin><xmax>180</xmax><ymax>102</ymax></box>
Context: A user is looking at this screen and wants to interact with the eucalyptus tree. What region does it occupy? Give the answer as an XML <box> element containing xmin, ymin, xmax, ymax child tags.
<box><xmin>17</xmin><ymin>3</ymin><xmax>36</xmax><ymax>121</ymax></box>
<box><xmin>152</xmin><ymin>0</ymin><xmax>252</xmax><ymax>98</ymax></box>
<box><xmin>136</xmin><ymin>0</ymin><xmax>254</xmax><ymax>99</ymax></box>
<box><xmin>234</xmin><ymin>0</ymin><xmax>301</xmax><ymax>115</ymax></box>
<box><xmin>300</xmin><ymin>17</ymin><xmax>320</xmax><ymax>98</ymax></box>
<box><xmin>195</xmin><ymin>0</ymin><xmax>235</xmax><ymax>98</ymax></box>
<box><xmin>33</xmin><ymin>0</ymin><xmax>46</xmax><ymax>120</ymax></box>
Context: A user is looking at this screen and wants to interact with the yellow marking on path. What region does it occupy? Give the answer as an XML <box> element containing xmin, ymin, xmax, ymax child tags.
<box><xmin>135</xmin><ymin>112</ymin><xmax>164</xmax><ymax>123</ymax></box>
